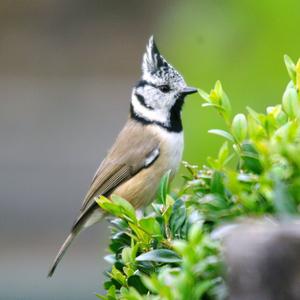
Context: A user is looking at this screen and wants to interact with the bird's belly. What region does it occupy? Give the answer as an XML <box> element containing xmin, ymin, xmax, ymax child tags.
<box><xmin>113</xmin><ymin>129</ymin><xmax>183</xmax><ymax>208</ymax></box>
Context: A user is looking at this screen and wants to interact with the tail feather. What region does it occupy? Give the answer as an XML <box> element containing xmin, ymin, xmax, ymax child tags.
<box><xmin>47</xmin><ymin>204</ymin><xmax>103</xmax><ymax>277</ymax></box>
<box><xmin>47</xmin><ymin>231</ymin><xmax>77</xmax><ymax>278</ymax></box>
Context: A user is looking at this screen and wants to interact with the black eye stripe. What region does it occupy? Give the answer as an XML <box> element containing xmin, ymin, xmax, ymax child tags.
<box><xmin>158</xmin><ymin>85</ymin><xmax>170</xmax><ymax>93</ymax></box>
<box><xmin>135</xmin><ymin>80</ymin><xmax>171</xmax><ymax>92</ymax></box>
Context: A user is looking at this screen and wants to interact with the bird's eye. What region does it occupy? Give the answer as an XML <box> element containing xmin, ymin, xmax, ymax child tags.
<box><xmin>158</xmin><ymin>85</ymin><xmax>170</xmax><ymax>93</ymax></box>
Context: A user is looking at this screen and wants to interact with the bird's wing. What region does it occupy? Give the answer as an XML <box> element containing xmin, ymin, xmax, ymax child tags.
<box><xmin>80</xmin><ymin>119</ymin><xmax>160</xmax><ymax>214</ymax></box>
<box><xmin>48</xmin><ymin>121</ymin><xmax>160</xmax><ymax>277</ymax></box>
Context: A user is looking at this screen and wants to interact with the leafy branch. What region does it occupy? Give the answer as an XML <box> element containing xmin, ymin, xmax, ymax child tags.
<box><xmin>97</xmin><ymin>55</ymin><xmax>300</xmax><ymax>300</ymax></box>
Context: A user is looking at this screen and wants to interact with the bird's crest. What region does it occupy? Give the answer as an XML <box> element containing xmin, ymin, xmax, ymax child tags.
<box><xmin>142</xmin><ymin>36</ymin><xmax>168</xmax><ymax>75</ymax></box>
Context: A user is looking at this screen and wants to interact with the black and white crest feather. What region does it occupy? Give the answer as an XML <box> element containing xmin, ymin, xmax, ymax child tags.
<box><xmin>142</xmin><ymin>36</ymin><xmax>168</xmax><ymax>75</ymax></box>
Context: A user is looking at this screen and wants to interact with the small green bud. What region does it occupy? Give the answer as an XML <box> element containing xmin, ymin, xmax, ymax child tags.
<box><xmin>282</xmin><ymin>87</ymin><xmax>299</xmax><ymax>118</ymax></box>
<box><xmin>231</xmin><ymin>113</ymin><xmax>248</xmax><ymax>142</ymax></box>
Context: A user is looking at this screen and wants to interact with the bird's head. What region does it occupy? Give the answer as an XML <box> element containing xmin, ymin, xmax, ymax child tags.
<box><xmin>131</xmin><ymin>36</ymin><xmax>197</xmax><ymax>132</ymax></box>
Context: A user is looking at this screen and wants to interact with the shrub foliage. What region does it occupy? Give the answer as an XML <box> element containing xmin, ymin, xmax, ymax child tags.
<box><xmin>96</xmin><ymin>55</ymin><xmax>300</xmax><ymax>300</ymax></box>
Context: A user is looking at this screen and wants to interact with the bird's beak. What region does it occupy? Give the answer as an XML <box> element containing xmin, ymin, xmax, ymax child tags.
<box><xmin>181</xmin><ymin>87</ymin><xmax>198</xmax><ymax>96</ymax></box>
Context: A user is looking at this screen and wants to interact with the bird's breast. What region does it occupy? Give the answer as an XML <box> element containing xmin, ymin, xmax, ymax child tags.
<box><xmin>155</xmin><ymin>127</ymin><xmax>184</xmax><ymax>176</ymax></box>
<box><xmin>113</xmin><ymin>126</ymin><xmax>184</xmax><ymax>209</ymax></box>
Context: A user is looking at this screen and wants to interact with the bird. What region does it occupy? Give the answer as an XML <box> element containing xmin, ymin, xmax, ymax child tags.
<box><xmin>48</xmin><ymin>36</ymin><xmax>197</xmax><ymax>277</ymax></box>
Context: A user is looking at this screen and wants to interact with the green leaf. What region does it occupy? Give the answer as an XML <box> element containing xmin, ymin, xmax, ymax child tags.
<box><xmin>198</xmin><ymin>88</ymin><xmax>211</xmax><ymax>102</ymax></box>
<box><xmin>161</xmin><ymin>195</ymin><xmax>175</xmax><ymax>224</ymax></box>
<box><xmin>214</xmin><ymin>80</ymin><xmax>223</xmax><ymax>96</ymax></box>
<box><xmin>121</xmin><ymin>247</ymin><xmax>132</xmax><ymax>264</ymax></box>
<box><xmin>157</xmin><ymin>170</ymin><xmax>172</xmax><ymax>205</ymax></box>
<box><xmin>110</xmin><ymin>231</ymin><xmax>131</xmax><ymax>253</ymax></box>
<box><xmin>139</xmin><ymin>217</ymin><xmax>162</xmax><ymax>237</ymax></box>
<box><xmin>202</xmin><ymin>102</ymin><xmax>224</xmax><ymax>110</ymax></box>
<box><xmin>96</xmin><ymin>195</ymin><xmax>122</xmax><ymax>216</ymax></box>
<box><xmin>284</xmin><ymin>54</ymin><xmax>297</xmax><ymax>84</ymax></box>
<box><xmin>217</xmin><ymin>141</ymin><xmax>229</xmax><ymax>165</ymax></box>
<box><xmin>211</xmin><ymin>171</ymin><xmax>225</xmax><ymax>195</ymax></box>
<box><xmin>127</xmin><ymin>275</ymin><xmax>148</xmax><ymax>295</ymax></box>
<box><xmin>136</xmin><ymin>249</ymin><xmax>181</xmax><ymax>263</ymax></box>
<box><xmin>208</xmin><ymin>129</ymin><xmax>235</xmax><ymax>142</ymax></box>
<box><xmin>220</xmin><ymin>92</ymin><xmax>232</xmax><ymax>118</ymax></box>
<box><xmin>110</xmin><ymin>265</ymin><xmax>126</xmax><ymax>285</ymax></box>
<box><xmin>241</xmin><ymin>142</ymin><xmax>263</xmax><ymax>174</ymax></box>
<box><xmin>111</xmin><ymin>194</ymin><xmax>137</xmax><ymax>223</ymax></box>
<box><xmin>169</xmin><ymin>199</ymin><xmax>187</xmax><ymax>237</ymax></box>
<box><xmin>128</xmin><ymin>223</ymin><xmax>149</xmax><ymax>243</ymax></box>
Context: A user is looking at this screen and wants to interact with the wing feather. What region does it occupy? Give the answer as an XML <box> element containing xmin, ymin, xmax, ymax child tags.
<box><xmin>79</xmin><ymin>119</ymin><xmax>160</xmax><ymax>217</ymax></box>
<box><xmin>80</xmin><ymin>163</ymin><xmax>129</xmax><ymax>212</ymax></box>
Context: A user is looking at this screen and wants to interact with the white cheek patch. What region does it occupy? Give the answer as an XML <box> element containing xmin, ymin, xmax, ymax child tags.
<box><xmin>131</xmin><ymin>94</ymin><xmax>170</xmax><ymax>126</ymax></box>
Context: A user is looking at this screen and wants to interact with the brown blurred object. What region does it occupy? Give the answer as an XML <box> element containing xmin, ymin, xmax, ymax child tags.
<box><xmin>224</xmin><ymin>221</ymin><xmax>300</xmax><ymax>300</ymax></box>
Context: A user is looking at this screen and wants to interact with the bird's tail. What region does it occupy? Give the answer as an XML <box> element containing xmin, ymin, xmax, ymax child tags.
<box><xmin>48</xmin><ymin>204</ymin><xmax>104</xmax><ymax>277</ymax></box>
<box><xmin>47</xmin><ymin>230</ymin><xmax>78</xmax><ymax>277</ymax></box>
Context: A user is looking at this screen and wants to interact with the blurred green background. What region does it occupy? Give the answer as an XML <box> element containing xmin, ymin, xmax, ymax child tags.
<box><xmin>0</xmin><ymin>1</ymin><xmax>299</xmax><ymax>299</ymax></box>
<box><xmin>160</xmin><ymin>0</ymin><xmax>300</xmax><ymax>165</ymax></box>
